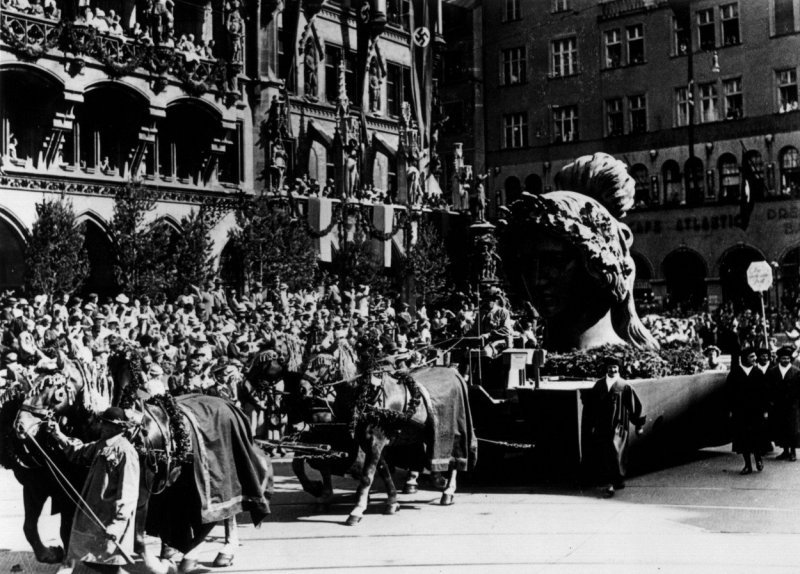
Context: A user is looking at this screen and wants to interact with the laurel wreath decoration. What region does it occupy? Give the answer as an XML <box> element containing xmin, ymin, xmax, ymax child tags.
<box><xmin>350</xmin><ymin>371</ymin><xmax>422</xmax><ymax>437</ymax></box>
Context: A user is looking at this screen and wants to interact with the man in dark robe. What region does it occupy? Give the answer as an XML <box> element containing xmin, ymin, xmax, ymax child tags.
<box><xmin>728</xmin><ymin>347</ymin><xmax>770</xmax><ymax>474</ymax></box>
<box><xmin>769</xmin><ymin>346</ymin><xmax>800</xmax><ymax>462</ymax></box>
<box><xmin>582</xmin><ymin>356</ymin><xmax>646</xmax><ymax>498</ymax></box>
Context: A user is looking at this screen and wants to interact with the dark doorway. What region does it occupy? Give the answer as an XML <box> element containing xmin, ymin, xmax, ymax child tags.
<box><xmin>719</xmin><ymin>245</ymin><xmax>765</xmax><ymax>311</ymax></box>
<box><xmin>82</xmin><ymin>220</ymin><xmax>117</xmax><ymax>297</ymax></box>
<box><xmin>0</xmin><ymin>217</ymin><xmax>26</xmax><ymax>292</ymax></box>
<box><xmin>663</xmin><ymin>249</ymin><xmax>707</xmax><ymax>311</ymax></box>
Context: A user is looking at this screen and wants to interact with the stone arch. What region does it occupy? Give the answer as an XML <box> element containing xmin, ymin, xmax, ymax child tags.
<box><xmin>0</xmin><ymin>66</ymin><xmax>66</xmax><ymax>164</ymax></box>
<box><xmin>779</xmin><ymin>242</ymin><xmax>800</xmax><ymax>307</ymax></box>
<box><xmin>0</xmin><ymin>208</ymin><xmax>29</xmax><ymax>292</ymax></box>
<box><xmin>524</xmin><ymin>173</ymin><xmax>543</xmax><ymax>195</ymax></box>
<box><xmin>77</xmin><ymin>83</ymin><xmax>150</xmax><ymax>175</ymax></box>
<box><xmin>662</xmin><ymin>247</ymin><xmax>708</xmax><ymax>311</ymax></box>
<box><xmin>219</xmin><ymin>238</ymin><xmax>245</xmax><ymax>292</ymax></box>
<box><xmin>79</xmin><ymin>216</ymin><xmax>118</xmax><ymax>297</ymax></box>
<box><xmin>717</xmin><ymin>243</ymin><xmax>767</xmax><ymax>311</ymax></box>
<box><xmin>158</xmin><ymin>99</ymin><xmax>222</xmax><ymax>183</ymax></box>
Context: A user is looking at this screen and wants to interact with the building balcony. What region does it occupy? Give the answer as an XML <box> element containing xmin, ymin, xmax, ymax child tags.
<box><xmin>598</xmin><ymin>0</ymin><xmax>666</xmax><ymax>21</ymax></box>
<box><xmin>0</xmin><ymin>10</ymin><xmax>241</xmax><ymax>103</ymax></box>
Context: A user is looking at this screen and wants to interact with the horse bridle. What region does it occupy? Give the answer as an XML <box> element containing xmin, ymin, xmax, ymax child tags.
<box><xmin>18</xmin><ymin>374</ymin><xmax>77</xmax><ymax>423</ymax></box>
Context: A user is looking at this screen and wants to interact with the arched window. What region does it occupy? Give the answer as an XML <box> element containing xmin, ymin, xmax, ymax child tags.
<box><xmin>504</xmin><ymin>176</ymin><xmax>522</xmax><ymax>205</ymax></box>
<box><xmin>744</xmin><ymin>149</ymin><xmax>766</xmax><ymax>200</ymax></box>
<box><xmin>81</xmin><ymin>219</ymin><xmax>117</xmax><ymax>297</ymax></box>
<box><xmin>662</xmin><ymin>248</ymin><xmax>707</xmax><ymax>312</ymax></box>
<box><xmin>0</xmin><ymin>214</ymin><xmax>26</xmax><ymax>291</ymax></box>
<box><xmin>718</xmin><ymin>153</ymin><xmax>739</xmax><ymax>203</ymax></box>
<box><xmin>629</xmin><ymin>163</ymin><xmax>649</xmax><ymax>207</ymax></box>
<box><xmin>158</xmin><ymin>101</ymin><xmax>222</xmax><ymax>184</ymax></box>
<box><xmin>780</xmin><ymin>146</ymin><xmax>800</xmax><ymax>196</ymax></box>
<box><xmin>684</xmin><ymin>157</ymin><xmax>704</xmax><ymax>205</ymax></box>
<box><xmin>0</xmin><ymin>68</ymin><xmax>65</xmax><ymax>165</ymax></box>
<box><xmin>718</xmin><ymin>244</ymin><xmax>766</xmax><ymax>311</ymax></box>
<box><xmin>662</xmin><ymin>160</ymin><xmax>682</xmax><ymax>205</ymax></box>
<box><xmin>781</xmin><ymin>246</ymin><xmax>800</xmax><ymax>310</ymax></box>
<box><xmin>524</xmin><ymin>173</ymin><xmax>543</xmax><ymax>195</ymax></box>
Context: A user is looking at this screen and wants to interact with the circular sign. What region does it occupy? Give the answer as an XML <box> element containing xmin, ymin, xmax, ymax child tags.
<box><xmin>747</xmin><ymin>261</ymin><xmax>773</xmax><ymax>292</ymax></box>
<box><xmin>413</xmin><ymin>26</ymin><xmax>431</xmax><ymax>47</ymax></box>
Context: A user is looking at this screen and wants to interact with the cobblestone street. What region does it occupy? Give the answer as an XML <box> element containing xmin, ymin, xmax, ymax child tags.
<box><xmin>3</xmin><ymin>446</ymin><xmax>800</xmax><ymax>574</ymax></box>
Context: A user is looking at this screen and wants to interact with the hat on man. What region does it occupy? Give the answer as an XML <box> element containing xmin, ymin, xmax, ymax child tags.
<box><xmin>777</xmin><ymin>346</ymin><xmax>796</xmax><ymax>359</ymax></box>
<box><xmin>740</xmin><ymin>346</ymin><xmax>757</xmax><ymax>357</ymax></box>
<box><xmin>99</xmin><ymin>406</ymin><xmax>132</xmax><ymax>427</ymax></box>
<box><xmin>148</xmin><ymin>364</ymin><xmax>164</xmax><ymax>377</ymax></box>
<box><xmin>756</xmin><ymin>347</ymin><xmax>771</xmax><ymax>358</ymax></box>
<box><xmin>115</xmin><ymin>294</ymin><xmax>130</xmax><ymax>305</ymax></box>
<box><xmin>603</xmin><ymin>355</ymin><xmax>622</xmax><ymax>367</ymax></box>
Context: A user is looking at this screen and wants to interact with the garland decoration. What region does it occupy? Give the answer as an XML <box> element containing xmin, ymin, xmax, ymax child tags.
<box><xmin>541</xmin><ymin>341</ymin><xmax>706</xmax><ymax>380</ymax></box>
<box><xmin>144</xmin><ymin>393</ymin><xmax>193</xmax><ymax>464</ymax></box>
<box><xmin>111</xmin><ymin>344</ymin><xmax>192</xmax><ymax>464</ymax></box>
<box><xmin>350</xmin><ymin>371</ymin><xmax>422</xmax><ymax>437</ymax></box>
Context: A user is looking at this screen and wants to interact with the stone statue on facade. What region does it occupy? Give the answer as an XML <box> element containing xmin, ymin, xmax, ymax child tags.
<box><xmin>369</xmin><ymin>59</ymin><xmax>381</xmax><ymax>113</ymax></box>
<box><xmin>226</xmin><ymin>0</ymin><xmax>244</xmax><ymax>64</ymax></box>
<box><xmin>304</xmin><ymin>40</ymin><xmax>318</xmax><ymax>99</ymax></box>
<box><xmin>499</xmin><ymin>152</ymin><xmax>658</xmax><ymax>352</ymax></box>
<box><xmin>470</xmin><ymin>169</ymin><xmax>489</xmax><ymax>223</ymax></box>
<box><xmin>345</xmin><ymin>143</ymin><xmax>360</xmax><ymax>199</ymax></box>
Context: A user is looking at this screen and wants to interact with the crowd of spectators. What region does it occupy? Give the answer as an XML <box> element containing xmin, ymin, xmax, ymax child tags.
<box><xmin>268</xmin><ymin>175</ymin><xmax>451</xmax><ymax>212</ymax></box>
<box><xmin>0</xmin><ymin>278</ymin><xmax>527</xmax><ymax>438</ymax></box>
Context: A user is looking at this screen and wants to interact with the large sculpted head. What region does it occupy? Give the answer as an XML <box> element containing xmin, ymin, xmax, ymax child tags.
<box><xmin>500</xmin><ymin>153</ymin><xmax>658</xmax><ymax>351</ymax></box>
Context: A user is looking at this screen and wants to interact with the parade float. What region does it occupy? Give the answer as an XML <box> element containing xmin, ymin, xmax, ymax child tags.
<box><xmin>463</xmin><ymin>152</ymin><xmax>731</xmax><ymax>479</ymax></box>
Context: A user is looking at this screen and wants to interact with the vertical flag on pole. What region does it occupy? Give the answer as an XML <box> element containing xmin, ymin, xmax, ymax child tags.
<box><xmin>737</xmin><ymin>141</ymin><xmax>764</xmax><ymax>231</ymax></box>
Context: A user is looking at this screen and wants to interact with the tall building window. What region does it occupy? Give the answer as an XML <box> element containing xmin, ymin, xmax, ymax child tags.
<box><xmin>551</xmin><ymin>37</ymin><xmax>577</xmax><ymax>77</ymax></box>
<box><xmin>325</xmin><ymin>45</ymin><xmax>341</xmax><ymax>102</ymax></box>
<box><xmin>387</xmin><ymin>0</ymin><xmax>410</xmax><ymax>30</ymax></box>
<box><xmin>675</xmin><ymin>87</ymin><xmax>691</xmax><ymax>126</ymax></box>
<box><xmin>606</xmin><ymin>98</ymin><xmax>623</xmax><ymax>136</ymax></box>
<box><xmin>504</xmin><ymin>0</ymin><xmax>520</xmax><ymax>21</ymax></box>
<box><xmin>629</xmin><ymin>95</ymin><xmax>647</xmax><ymax>133</ymax></box>
<box><xmin>778</xmin><ymin>68</ymin><xmax>798</xmax><ymax>112</ymax></box>
<box><xmin>720</xmin><ymin>3</ymin><xmax>740</xmax><ymax>45</ymax></box>
<box><xmin>774</xmin><ymin>0</ymin><xmax>796</xmax><ymax>35</ymax></box>
<box><xmin>277</xmin><ymin>23</ymin><xmax>292</xmax><ymax>90</ymax></box>
<box><xmin>697</xmin><ymin>8</ymin><xmax>715</xmax><ymax>50</ymax></box>
<box><xmin>723</xmin><ymin>77</ymin><xmax>743</xmax><ymax>119</ymax></box>
<box><xmin>503</xmin><ymin>112</ymin><xmax>528</xmax><ymax>148</ymax></box>
<box><xmin>604</xmin><ymin>29</ymin><xmax>622</xmax><ymax>68</ymax></box>
<box><xmin>501</xmin><ymin>47</ymin><xmax>526</xmax><ymax>85</ymax></box>
<box><xmin>673</xmin><ymin>16</ymin><xmax>689</xmax><ymax>55</ymax></box>
<box><xmin>780</xmin><ymin>146</ymin><xmax>800</xmax><ymax>194</ymax></box>
<box><xmin>699</xmin><ymin>82</ymin><xmax>719</xmax><ymax>123</ymax></box>
<box><xmin>553</xmin><ymin>105</ymin><xmax>578</xmax><ymax>143</ymax></box>
<box><xmin>719</xmin><ymin>154</ymin><xmax>740</xmax><ymax>202</ymax></box>
<box><xmin>552</xmin><ymin>0</ymin><xmax>568</xmax><ymax>13</ymax></box>
<box><xmin>386</xmin><ymin>63</ymin><xmax>412</xmax><ymax>117</ymax></box>
<box><xmin>627</xmin><ymin>24</ymin><xmax>645</xmax><ymax>64</ymax></box>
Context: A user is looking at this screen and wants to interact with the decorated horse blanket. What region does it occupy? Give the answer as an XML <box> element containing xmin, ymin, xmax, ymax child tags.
<box><xmin>413</xmin><ymin>367</ymin><xmax>478</xmax><ymax>473</ymax></box>
<box><xmin>177</xmin><ymin>394</ymin><xmax>272</xmax><ymax>524</ymax></box>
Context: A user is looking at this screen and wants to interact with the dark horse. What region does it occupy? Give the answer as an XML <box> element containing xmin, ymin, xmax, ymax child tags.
<box><xmin>293</xmin><ymin>345</ymin><xmax>478</xmax><ymax>525</ymax></box>
<box><xmin>0</xmin><ymin>362</ymin><xmax>96</xmax><ymax>564</ymax></box>
<box><xmin>15</xmin><ymin>348</ymin><xmax>272</xmax><ymax>571</ymax></box>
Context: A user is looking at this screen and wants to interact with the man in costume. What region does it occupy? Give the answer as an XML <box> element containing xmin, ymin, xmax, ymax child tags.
<box><xmin>728</xmin><ymin>347</ymin><xmax>770</xmax><ymax>474</ymax></box>
<box><xmin>582</xmin><ymin>356</ymin><xmax>646</xmax><ymax>497</ymax></box>
<box><xmin>770</xmin><ymin>346</ymin><xmax>800</xmax><ymax>462</ymax></box>
<box><xmin>46</xmin><ymin>407</ymin><xmax>140</xmax><ymax>574</ymax></box>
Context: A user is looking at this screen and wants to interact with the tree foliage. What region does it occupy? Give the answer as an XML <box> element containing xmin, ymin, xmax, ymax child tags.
<box><xmin>401</xmin><ymin>220</ymin><xmax>451</xmax><ymax>306</ymax></box>
<box><xmin>331</xmin><ymin>227</ymin><xmax>383</xmax><ymax>289</ymax></box>
<box><xmin>111</xmin><ymin>184</ymin><xmax>174</xmax><ymax>298</ymax></box>
<box><xmin>228</xmin><ymin>197</ymin><xmax>318</xmax><ymax>290</ymax></box>
<box><xmin>24</xmin><ymin>199</ymin><xmax>89</xmax><ymax>297</ymax></box>
<box><xmin>171</xmin><ymin>210</ymin><xmax>214</xmax><ymax>297</ymax></box>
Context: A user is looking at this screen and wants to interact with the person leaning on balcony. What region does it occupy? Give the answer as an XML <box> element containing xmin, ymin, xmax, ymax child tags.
<box><xmin>582</xmin><ymin>356</ymin><xmax>646</xmax><ymax>498</ymax></box>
